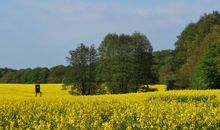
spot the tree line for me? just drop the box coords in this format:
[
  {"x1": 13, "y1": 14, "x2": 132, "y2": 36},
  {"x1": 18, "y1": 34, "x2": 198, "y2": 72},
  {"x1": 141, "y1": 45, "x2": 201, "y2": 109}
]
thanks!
[
  {"x1": 1, "y1": 11, "x2": 220, "y2": 94},
  {"x1": 154, "y1": 11, "x2": 220, "y2": 90},
  {"x1": 0, "y1": 65, "x2": 69, "y2": 83},
  {"x1": 65, "y1": 32, "x2": 157, "y2": 94}
]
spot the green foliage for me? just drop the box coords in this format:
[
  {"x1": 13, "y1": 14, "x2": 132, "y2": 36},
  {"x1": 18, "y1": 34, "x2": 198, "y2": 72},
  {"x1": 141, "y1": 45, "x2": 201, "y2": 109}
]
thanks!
[
  {"x1": 66, "y1": 43, "x2": 98, "y2": 95},
  {"x1": 97, "y1": 32, "x2": 155, "y2": 93},
  {"x1": 95, "y1": 83, "x2": 111, "y2": 94},
  {"x1": 192, "y1": 42, "x2": 220, "y2": 89},
  {"x1": 0, "y1": 67, "x2": 68, "y2": 84},
  {"x1": 48, "y1": 65, "x2": 67, "y2": 83},
  {"x1": 172, "y1": 11, "x2": 220, "y2": 88},
  {"x1": 0, "y1": 68, "x2": 16, "y2": 79},
  {"x1": 153, "y1": 50, "x2": 174, "y2": 83},
  {"x1": 0, "y1": 71, "x2": 17, "y2": 83}
]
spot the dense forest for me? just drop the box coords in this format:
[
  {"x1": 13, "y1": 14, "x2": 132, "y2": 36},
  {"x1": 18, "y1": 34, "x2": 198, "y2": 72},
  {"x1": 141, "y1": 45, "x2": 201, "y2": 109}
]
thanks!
[{"x1": 1, "y1": 11, "x2": 220, "y2": 94}]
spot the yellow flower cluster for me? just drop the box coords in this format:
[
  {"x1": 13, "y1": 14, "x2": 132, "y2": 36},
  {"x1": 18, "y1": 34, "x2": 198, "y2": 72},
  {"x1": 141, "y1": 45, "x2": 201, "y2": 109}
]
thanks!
[{"x1": 0, "y1": 84, "x2": 220, "y2": 129}]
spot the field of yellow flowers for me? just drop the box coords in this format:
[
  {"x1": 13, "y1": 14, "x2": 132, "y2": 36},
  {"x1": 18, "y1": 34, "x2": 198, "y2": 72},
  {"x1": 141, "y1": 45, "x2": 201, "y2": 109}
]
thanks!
[{"x1": 0, "y1": 84, "x2": 220, "y2": 129}]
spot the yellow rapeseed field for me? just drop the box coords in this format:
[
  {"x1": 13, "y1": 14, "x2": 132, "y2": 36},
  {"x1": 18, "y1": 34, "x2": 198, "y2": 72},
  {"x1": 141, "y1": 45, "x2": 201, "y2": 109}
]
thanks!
[
  {"x1": 0, "y1": 84, "x2": 70, "y2": 98},
  {"x1": 148, "y1": 84, "x2": 167, "y2": 91},
  {"x1": 0, "y1": 84, "x2": 220, "y2": 129}
]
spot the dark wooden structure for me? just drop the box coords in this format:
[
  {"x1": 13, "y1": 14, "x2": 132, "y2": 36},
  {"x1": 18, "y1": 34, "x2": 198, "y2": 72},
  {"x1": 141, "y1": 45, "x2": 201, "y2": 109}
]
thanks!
[{"x1": 35, "y1": 84, "x2": 41, "y2": 97}]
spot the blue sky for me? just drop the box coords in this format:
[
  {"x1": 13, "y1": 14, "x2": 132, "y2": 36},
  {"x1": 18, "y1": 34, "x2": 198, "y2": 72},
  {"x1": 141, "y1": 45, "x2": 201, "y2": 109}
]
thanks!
[{"x1": 0, "y1": 0, "x2": 219, "y2": 69}]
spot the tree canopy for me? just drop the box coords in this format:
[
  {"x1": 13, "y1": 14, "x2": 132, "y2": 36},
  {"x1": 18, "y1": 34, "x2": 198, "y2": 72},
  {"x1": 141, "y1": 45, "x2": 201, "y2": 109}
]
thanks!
[
  {"x1": 170, "y1": 11, "x2": 220, "y2": 88},
  {"x1": 192, "y1": 42, "x2": 220, "y2": 89},
  {"x1": 97, "y1": 32, "x2": 155, "y2": 93},
  {"x1": 66, "y1": 43, "x2": 98, "y2": 95}
]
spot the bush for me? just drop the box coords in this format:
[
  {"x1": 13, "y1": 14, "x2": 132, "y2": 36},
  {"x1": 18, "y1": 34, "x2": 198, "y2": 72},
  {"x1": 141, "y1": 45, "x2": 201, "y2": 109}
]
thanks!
[
  {"x1": 166, "y1": 80, "x2": 177, "y2": 90},
  {"x1": 96, "y1": 83, "x2": 111, "y2": 94},
  {"x1": 138, "y1": 85, "x2": 157, "y2": 92}
]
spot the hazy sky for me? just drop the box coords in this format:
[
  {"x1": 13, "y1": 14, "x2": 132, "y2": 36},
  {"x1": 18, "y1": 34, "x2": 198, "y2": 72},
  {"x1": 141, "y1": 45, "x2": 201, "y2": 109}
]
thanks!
[{"x1": 0, "y1": 0, "x2": 219, "y2": 69}]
